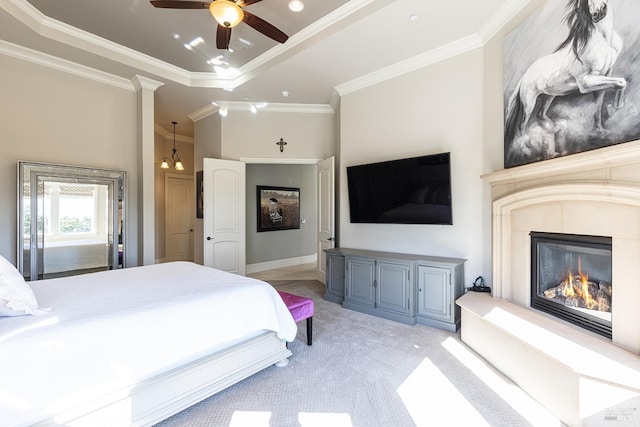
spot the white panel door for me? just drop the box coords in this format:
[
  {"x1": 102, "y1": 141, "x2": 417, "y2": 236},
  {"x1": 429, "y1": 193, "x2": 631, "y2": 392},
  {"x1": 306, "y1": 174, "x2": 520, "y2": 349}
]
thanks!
[
  {"x1": 317, "y1": 157, "x2": 335, "y2": 283},
  {"x1": 165, "y1": 175, "x2": 194, "y2": 262},
  {"x1": 203, "y1": 158, "x2": 246, "y2": 275}
]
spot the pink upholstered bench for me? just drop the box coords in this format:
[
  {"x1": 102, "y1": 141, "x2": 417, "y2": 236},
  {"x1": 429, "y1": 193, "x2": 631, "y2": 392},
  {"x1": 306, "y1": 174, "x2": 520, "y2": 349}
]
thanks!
[{"x1": 277, "y1": 290, "x2": 314, "y2": 345}]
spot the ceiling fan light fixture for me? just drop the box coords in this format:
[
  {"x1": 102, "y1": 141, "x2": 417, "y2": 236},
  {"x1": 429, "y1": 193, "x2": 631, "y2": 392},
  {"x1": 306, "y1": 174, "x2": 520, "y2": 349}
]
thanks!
[{"x1": 209, "y1": 0, "x2": 244, "y2": 28}]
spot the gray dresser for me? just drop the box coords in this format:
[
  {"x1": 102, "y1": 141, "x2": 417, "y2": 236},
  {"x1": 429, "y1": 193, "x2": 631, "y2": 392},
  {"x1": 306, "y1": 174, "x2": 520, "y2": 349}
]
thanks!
[{"x1": 324, "y1": 248, "x2": 465, "y2": 331}]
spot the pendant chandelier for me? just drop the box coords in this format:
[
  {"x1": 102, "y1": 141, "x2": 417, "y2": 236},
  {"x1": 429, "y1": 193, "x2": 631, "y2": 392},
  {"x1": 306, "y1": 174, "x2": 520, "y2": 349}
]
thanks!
[{"x1": 160, "y1": 121, "x2": 184, "y2": 171}]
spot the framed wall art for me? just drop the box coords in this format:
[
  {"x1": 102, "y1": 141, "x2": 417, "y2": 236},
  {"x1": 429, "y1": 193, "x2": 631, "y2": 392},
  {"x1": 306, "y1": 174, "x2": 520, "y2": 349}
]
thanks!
[
  {"x1": 256, "y1": 186, "x2": 300, "y2": 232},
  {"x1": 503, "y1": 0, "x2": 640, "y2": 168}
]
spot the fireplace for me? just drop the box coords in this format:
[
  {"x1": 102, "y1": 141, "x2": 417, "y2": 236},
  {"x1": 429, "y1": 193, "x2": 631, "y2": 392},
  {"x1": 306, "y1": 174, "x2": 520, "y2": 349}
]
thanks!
[
  {"x1": 530, "y1": 232, "x2": 612, "y2": 338},
  {"x1": 458, "y1": 141, "x2": 640, "y2": 426}
]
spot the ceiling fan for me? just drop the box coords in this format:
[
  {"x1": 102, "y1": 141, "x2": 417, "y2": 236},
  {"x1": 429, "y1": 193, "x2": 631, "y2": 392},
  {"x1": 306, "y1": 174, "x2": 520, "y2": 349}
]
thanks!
[{"x1": 150, "y1": 0, "x2": 289, "y2": 50}]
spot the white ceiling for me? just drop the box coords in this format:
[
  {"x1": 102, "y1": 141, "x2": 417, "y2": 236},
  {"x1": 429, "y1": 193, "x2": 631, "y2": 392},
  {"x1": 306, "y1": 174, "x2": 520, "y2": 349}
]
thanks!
[{"x1": 0, "y1": 0, "x2": 531, "y2": 137}]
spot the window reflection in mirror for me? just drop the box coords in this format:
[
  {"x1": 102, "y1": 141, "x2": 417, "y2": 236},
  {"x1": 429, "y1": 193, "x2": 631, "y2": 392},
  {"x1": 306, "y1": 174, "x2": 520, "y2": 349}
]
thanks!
[{"x1": 18, "y1": 162, "x2": 126, "y2": 280}]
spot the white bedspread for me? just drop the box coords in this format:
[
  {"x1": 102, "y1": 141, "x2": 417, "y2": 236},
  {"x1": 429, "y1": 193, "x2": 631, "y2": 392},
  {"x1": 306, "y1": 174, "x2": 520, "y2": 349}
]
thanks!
[{"x1": 0, "y1": 262, "x2": 297, "y2": 426}]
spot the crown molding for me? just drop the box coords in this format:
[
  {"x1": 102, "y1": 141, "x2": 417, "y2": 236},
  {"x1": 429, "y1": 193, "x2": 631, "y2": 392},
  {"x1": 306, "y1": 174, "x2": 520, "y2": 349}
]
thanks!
[
  {"x1": 1, "y1": 0, "x2": 195, "y2": 85},
  {"x1": 214, "y1": 101, "x2": 333, "y2": 114},
  {"x1": 0, "y1": 40, "x2": 135, "y2": 91},
  {"x1": 257, "y1": 103, "x2": 334, "y2": 114},
  {"x1": 188, "y1": 104, "x2": 218, "y2": 123},
  {"x1": 334, "y1": 0, "x2": 535, "y2": 97},
  {"x1": 335, "y1": 34, "x2": 483, "y2": 96},
  {"x1": 1, "y1": 0, "x2": 384, "y2": 89},
  {"x1": 131, "y1": 75, "x2": 164, "y2": 92},
  {"x1": 188, "y1": 102, "x2": 333, "y2": 123},
  {"x1": 2, "y1": 0, "x2": 535, "y2": 97},
  {"x1": 154, "y1": 123, "x2": 194, "y2": 144}
]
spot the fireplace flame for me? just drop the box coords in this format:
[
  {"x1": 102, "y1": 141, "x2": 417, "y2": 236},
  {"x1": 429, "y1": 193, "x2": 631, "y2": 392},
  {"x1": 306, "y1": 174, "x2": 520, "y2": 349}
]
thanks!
[
  {"x1": 562, "y1": 273, "x2": 576, "y2": 298},
  {"x1": 559, "y1": 257, "x2": 597, "y2": 309}
]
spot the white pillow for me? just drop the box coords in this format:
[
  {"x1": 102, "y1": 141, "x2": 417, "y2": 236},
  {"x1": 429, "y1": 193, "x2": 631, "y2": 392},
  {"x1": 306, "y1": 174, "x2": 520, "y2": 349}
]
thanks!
[{"x1": 0, "y1": 255, "x2": 45, "y2": 317}]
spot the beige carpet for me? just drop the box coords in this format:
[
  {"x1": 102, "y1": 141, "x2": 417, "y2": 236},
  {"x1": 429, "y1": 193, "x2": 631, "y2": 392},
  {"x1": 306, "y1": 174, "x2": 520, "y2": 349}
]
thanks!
[{"x1": 155, "y1": 280, "x2": 561, "y2": 427}]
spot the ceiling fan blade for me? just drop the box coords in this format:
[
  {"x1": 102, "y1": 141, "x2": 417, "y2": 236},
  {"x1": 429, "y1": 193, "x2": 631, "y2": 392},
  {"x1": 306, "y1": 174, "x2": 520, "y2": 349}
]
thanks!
[
  {"x1": 241, "y1": 0, "x2": 263, "y2": 6},
  {"x1": 243, "y1": 11, "x2": 288, "y2": 44},
  {"x1": 216, "y1": 24, "x2": 232, "y2": 50},
  {"x1": 150, "y1": 1, "x2": 210, "y2": 9}
]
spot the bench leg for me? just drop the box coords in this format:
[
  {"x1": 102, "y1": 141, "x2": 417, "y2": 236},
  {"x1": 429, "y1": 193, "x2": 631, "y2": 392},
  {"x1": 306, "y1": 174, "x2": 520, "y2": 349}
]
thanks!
[{"x1": 306, "y1": 317, "x2": 313, "y2": 346}]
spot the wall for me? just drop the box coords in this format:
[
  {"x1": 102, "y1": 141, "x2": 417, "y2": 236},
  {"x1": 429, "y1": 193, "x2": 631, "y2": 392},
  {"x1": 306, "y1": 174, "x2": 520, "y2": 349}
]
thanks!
[
  {"x1": 221, "y1": 111, "x2": 335, "y2": 161},
  {"x1": 245, "y1": 163, "x2": 317, "y2": 264},
  {"x1": 340, "y1": 49, "x2": 486, "y2": 283},
  {"x1": 0, "y1": 54, "x2": 139, "y2": 266}
]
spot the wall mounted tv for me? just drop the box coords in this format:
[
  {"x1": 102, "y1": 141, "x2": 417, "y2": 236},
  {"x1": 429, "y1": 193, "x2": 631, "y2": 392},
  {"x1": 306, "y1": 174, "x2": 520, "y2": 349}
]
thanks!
[{"x1": 347, "y1": 152, "x2": 452, "y2": 225}]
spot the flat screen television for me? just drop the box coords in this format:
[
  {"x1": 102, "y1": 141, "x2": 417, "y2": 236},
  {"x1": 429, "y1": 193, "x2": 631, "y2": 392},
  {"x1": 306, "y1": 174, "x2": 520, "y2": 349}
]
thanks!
[{"x1": 346, "y1": 152, "x2": 452, "y2": 225}]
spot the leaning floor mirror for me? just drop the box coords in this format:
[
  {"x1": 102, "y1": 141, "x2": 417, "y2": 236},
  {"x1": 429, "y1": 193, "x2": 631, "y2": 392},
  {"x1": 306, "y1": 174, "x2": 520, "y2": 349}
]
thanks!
[{"x1": 18, "y1": 161, "x2": 126, "y2": 281}]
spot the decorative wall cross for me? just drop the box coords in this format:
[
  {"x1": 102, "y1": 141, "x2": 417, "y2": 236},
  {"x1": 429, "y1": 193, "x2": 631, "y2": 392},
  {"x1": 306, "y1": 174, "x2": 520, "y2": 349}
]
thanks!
[{"x1": 276, "y1": 138, "x2": 287, "y2": 152}]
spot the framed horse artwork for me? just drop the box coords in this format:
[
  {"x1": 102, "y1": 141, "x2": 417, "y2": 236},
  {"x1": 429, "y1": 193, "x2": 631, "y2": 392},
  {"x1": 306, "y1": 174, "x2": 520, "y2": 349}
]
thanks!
[{"x1": 503, "y1": 0, "x2": 640, "y2": 168}]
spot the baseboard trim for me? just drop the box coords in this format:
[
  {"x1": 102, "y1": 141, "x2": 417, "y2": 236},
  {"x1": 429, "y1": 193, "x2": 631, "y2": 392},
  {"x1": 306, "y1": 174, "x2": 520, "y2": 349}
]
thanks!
[{"x1": 246, "y1": 255, "x2": 317, "y2": 274}]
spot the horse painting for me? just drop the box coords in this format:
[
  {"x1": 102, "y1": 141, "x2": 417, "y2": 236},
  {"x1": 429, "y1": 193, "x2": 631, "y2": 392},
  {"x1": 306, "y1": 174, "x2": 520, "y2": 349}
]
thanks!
[{"x1": 504, "y1": 0, "x2": 628, "y2": 167}]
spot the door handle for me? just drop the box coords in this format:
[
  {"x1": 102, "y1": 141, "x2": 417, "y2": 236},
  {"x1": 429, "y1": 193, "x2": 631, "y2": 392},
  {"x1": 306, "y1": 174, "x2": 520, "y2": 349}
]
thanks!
[
  {"x1": 206, "y1": 236, "x2": 212, "y2": 241},
  {"x1": 327, "y1": 237, "x2": 335, "y2": 241}
]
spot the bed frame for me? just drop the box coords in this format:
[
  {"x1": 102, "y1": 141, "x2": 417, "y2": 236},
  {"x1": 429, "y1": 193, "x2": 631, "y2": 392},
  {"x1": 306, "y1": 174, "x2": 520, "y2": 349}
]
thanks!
[{"x1": 36, "y1": 332, "x2": 291, "y2": 426}]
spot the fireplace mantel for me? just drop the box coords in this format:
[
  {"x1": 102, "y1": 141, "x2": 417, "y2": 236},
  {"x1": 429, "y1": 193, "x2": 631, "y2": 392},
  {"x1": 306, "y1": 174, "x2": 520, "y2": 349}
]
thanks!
[
  {"x1": 482, "y1": 140, "x2": 640, "y2": 352},
  {"x1": 482, "y1": 139, "x2": 640, "y2": 188}
]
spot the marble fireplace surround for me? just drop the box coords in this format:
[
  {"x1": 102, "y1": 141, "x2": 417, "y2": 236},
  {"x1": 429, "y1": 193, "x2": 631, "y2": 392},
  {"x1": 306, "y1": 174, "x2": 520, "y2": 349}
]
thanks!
[{"x1": 457, "y1": 140, "x2": 640, "y2": 426}]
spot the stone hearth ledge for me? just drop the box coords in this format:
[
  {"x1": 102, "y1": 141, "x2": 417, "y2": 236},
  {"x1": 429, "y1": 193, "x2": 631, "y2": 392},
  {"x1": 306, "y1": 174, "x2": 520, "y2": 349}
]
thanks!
[{"x1": 457, "y1": 291, "x2": 640, "y2": 426}]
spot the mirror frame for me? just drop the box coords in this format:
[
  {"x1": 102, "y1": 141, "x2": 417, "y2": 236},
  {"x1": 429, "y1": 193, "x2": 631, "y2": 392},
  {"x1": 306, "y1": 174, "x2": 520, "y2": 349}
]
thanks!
[{"x1": 17, "y1": 161, "x2": 126, "y2": 280}]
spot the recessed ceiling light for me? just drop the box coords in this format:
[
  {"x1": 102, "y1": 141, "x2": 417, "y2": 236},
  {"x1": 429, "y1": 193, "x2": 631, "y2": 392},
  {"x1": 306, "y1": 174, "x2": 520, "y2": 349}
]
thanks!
[
  {"x1": 409, "y1": 14, "x2": 418, "y2": 22},
  {"x1": 288, "y1": 0, "x2": 304, "y2": 12},
  {"x1": 173, "y1": 33, "x2": 180, "y2": 39},
  {"x1": 281, "y1": 90, "x2": 289, "y2": 97}
]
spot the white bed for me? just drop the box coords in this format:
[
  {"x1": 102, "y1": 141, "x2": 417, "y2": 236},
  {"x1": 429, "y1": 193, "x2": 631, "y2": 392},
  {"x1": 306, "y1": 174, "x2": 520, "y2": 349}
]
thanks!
[{"x1": 0, "y1": 261, "x2": 297, "y2": 426}]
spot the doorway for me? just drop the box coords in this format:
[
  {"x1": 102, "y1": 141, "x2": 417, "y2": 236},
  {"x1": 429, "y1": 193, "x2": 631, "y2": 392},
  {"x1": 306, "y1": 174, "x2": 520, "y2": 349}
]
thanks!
[
  {"x1": 165, "y1": 174, "x2": 194, "y2": 262},
  {"x1": 201, "y1": 157, "x2": 335, "y2": 277}
]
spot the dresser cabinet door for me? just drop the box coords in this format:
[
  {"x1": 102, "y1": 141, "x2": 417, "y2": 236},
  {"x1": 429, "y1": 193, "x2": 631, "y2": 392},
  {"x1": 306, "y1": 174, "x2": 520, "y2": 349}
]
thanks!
[
  {"x1": 376, "y1": 261, "x2": 412, "y2": 315},
  {"x1": 417, "y1": 265, "x2": 451, "y2": 322},
  {"x1": 345, "y1": 257, "x2": 376, "y2": 307},
  {"x1": 325, "y1": 252, "x2": 345, "y2": 303}
]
